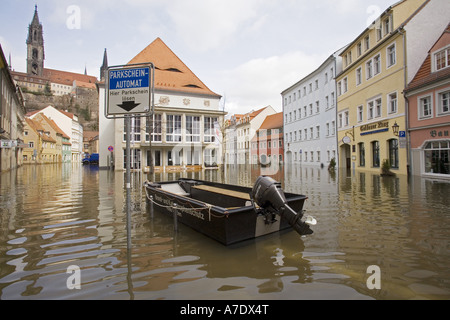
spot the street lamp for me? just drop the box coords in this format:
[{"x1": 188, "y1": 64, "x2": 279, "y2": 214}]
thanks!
[{"x1": 392, "y1": 121, "x2": 400, "y2": 136}]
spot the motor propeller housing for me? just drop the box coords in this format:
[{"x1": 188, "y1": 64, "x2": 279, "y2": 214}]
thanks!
[{"x1": 250, "y1": 176, "x2": 314, "y2": 236}]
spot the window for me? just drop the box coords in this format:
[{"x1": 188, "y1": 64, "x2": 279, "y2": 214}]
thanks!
[
  {"x1": 389, "y1": 139, "x2": 399, "y2": 169},
  {"x1": 186, "y1": 116, "x2": 201, "y2": 142},
  {"x1": 387, "y1": 43, "x2": 396, "y2": 67},
  {"x1": 166, "y1": 115, "x2": 182, "y2": 142},
  {"x1": 124, "y1": 117, "x2": 141, "y2": 143},
  {"x1": 366, "y1": 59, "x2": 373, "y2": 79},
  {"x1": 424, "y1": 141, "x2": 450, "y2": 175},
  {"x1": 438, "y1": 90, "x2": 450, "y2": 115},
  {"x1": 419, "y1": 96, "x2": 433, "y2": 119},
  {"x1": 204, "y1": 117, "x2": 217, "y2": 143},
  {"x1": 124, "y1": 149, "x2": 141, "y2": 170},
  {"x1": 372, "y1": 141, "x2": 380, "y2": 168},
  {"x1": 364, "y1": 36, "x2": 370, "y2": 51},
  {"x1": 357, "y1": 43, "x2": 362, "y2": 56},
  {"x1": 204, "y1": 148, "x2": 217, "y2": 166},
  {"x1": 359, "y1": 142, "x2": 365, "y2": 167},
  {"x1": 344, "y1": 111, "x2": 349, "y2": 127},
  {"x1": 316, "y1": 125, "x2": 320, "y2": 139},
  {"x1": 146, "y1": 114, "x2": 162, "y2": 142},
  {"x1": 434, "y1": 47, "x2": 450, "y2": 71},
  {"x1": 374, "y1": 54, "x2": 381, "y2": 75},
  {"x1": 358, "y1": 105, "x2": 363, "y2": 122},
  {"x1": 384, "y1": 17, "x2": 391, "y2": 35},
  {"x1": 388, "y1": 92, "x2": 398, "y2": 114},
  {"x1": 316, "y1": 101, "x2": 320, "y2": 113},
  {"x1": 356, "y1": 67, "x2": 362, "y2": 86},
  {"x1": 377, "y1": 27, "x2": 383, "y2": 41},
  {"x1": 368, "y1": 101, "x2": 374, "y2": 119},
  {"x1": 368, "y1": 97, "x2": 382, "y2": 119},
  {"x1": 375, "y1": 98, "x2": 382, "y2": 118}
]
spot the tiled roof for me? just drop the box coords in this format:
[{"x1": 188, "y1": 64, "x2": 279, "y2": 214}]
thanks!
[
  {"x1": 127, "y1": 38, "x2": 221, "y2": 98},
  {"x1": 43, "y1": 68, "x2": 97, "y2": 87},
  {"x1": 25, "y1": 117, "x2": 56, "y2": 143},
  {"x1": 406, "y1": 23, "x2": 450, "y2": 92},
  {"x1": 260, "y1": 112, "x2": 283, "y2": 130}
]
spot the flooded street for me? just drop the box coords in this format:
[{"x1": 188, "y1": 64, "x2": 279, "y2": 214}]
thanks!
[{"x1": 0, "y1": 164, "x2": 449, "y2": 300}]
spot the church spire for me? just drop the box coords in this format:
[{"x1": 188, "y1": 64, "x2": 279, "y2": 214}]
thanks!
[
  {"x1": 27, "y1": 5, "x2": 45, "y2": 75},
  {"x1": 100, "y1": 48, "x2": 108, "y2": 81}
]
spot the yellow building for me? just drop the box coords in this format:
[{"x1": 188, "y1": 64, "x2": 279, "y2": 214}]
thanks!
[
  {"x1": 23, "y1": 117, "x2": 57, "y2": 164},
  {"x1": 336, "y1": 0, "x2": 449, "y2": 176}
]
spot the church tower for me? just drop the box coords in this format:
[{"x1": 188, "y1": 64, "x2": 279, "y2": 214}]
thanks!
[
  {"x1": 100, "y1": 48, "x2": 108, "y2": 81},
  {"x1": 27, "y1": 5, "x2": 45, "y2": 76}
]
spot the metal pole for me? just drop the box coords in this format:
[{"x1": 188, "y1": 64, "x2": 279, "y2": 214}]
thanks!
[
  {"x1": 173, "y1": 203, "x2": 178, "y2": 232},
  {"x1": 125, "y1": 115, "x2": 132, "y2": 249}
]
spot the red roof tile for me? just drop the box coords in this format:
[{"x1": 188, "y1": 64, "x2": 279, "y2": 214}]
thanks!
[{"x1": 128, "y1": 38, "x2": 221, "y2": 98}]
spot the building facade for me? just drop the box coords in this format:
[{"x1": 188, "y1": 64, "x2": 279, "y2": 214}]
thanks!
[
  {"x1": 28, "y1": 106, "x2": 83, "y2": 163},
  {"x1": 251, "y1": 112, "x2": 284, "y2": 166},
  {"x1": 0, "y1": 45, "x2": 27, "y2": 172},
  {"x1": 405, "y1": 23, "x2": 450, "y2": 179},
  {"x1": 232, "y1": 106, "x2": 276, "y2": 165},
  {"x1": 336, "y1": 0, "x2": 449, "y2": 176},
  {"x1": 98, "y1": 38, "x2": 225, "y2": 171},
  {"x1": 23, "y1": 117, "x2": 58, "y2": 164},
  {"x1": 282, "y1": 50, "x2": 343, "y2": 168}
]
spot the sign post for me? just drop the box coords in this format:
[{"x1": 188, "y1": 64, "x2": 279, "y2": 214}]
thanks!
[{"x1": 105, "y1": 63, "x2": 154, "y2": 253}]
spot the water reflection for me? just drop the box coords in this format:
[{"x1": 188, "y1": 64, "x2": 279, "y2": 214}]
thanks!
[{"x1": 0, "y1": 164, "x2": 449, "y2": 300}]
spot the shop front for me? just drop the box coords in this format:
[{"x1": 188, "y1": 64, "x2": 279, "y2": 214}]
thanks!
[{"x1": 410, "y1": 126, "x2": 450, "y2": 179}]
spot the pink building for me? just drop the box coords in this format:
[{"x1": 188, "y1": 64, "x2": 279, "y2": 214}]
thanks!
[
  {"x1": 405, "y1": 23, "x2": 450, "y2": 178},
  {"x1": 251, "y1": 112, "x2": 284, "y2": 166}
]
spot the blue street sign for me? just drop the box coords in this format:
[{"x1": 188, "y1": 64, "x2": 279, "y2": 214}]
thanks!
[
  {"x1": 399, "y1": 131, "x2": 406, "y2": 138},
  {"x1": 107, "y1": 65, "x2": 152, "y2": 116}
]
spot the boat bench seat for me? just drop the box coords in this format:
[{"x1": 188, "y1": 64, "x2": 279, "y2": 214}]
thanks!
[
  {"x1": 161, "y1": 183, "x2": 190, "y2": 196},
  {"x1": 192, "y1": 184, "x2": 251, "y2": 201}
]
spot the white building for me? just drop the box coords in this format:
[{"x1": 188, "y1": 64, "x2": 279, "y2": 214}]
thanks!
[
  {"x1": 282, "y1": 49, "x2": 344, "y2": 168},
  {"x1": 28, "y1": 105, "x2": 83, "y2": 163},
  {"x1": 226, "y1": 106, "x2": 276, "y2": 165},
  {"x1": 98, "y1": 38, "x2": 225, "y2": 171}
]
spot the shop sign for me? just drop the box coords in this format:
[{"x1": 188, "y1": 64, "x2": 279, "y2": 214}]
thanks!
[
  {"x1": 430, "y1": 130, "x2": 449, "y2": 138},
  {"x1": 0, "y1": 140, "x2": 12, "y2": 149}
]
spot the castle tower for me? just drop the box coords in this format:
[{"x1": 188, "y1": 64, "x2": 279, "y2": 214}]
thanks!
[{"x1": 26, "y1": 5, "x2": 45, "y2": 76}]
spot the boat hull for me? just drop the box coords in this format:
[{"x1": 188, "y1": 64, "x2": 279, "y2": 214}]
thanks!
[{"x1": 144, "y1": 179, "x2": 308, "y2": 245}]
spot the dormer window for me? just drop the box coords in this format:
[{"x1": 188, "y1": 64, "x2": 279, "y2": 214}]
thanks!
[
  {"x1": 384, "y1": 16, "x2": 391, "y2": 36},
  {"x1": 434, "y1": 46, "x2": 450, "y2": 71}
]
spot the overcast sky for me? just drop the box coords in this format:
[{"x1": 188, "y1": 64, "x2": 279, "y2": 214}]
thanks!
[{"x1": 0, "y1": 0, "x2": 395, "y2": 115}]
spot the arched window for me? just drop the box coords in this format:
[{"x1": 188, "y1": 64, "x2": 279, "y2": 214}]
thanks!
[
  {"x1": 388, "y1": 139, "x2": 399, "y2": 169},
  {"x1": 371, "y1": 141, "x2": 380, "y2": 168}
]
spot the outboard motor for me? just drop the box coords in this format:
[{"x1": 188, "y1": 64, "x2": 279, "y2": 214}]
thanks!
[{"x1": 250, "y1": 176, "x2": 315, "y2": 236}]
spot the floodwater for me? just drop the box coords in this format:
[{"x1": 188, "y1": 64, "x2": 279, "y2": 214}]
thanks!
[{"x1": 0, "y1": 164, "x2": 449, "y2": 300}]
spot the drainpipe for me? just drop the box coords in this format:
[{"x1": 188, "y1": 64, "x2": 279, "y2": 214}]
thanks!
[{"x1": 400, "y1": 27, "x2": 411, "y2": 177}]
